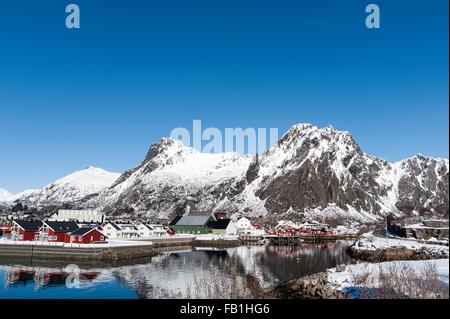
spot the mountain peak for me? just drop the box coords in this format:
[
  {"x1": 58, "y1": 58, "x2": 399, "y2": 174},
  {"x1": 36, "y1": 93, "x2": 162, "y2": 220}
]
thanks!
[
  {"x1": 144, "y1": 137, "x2": 195, "y2": 163},
  {"x1": 17, "y1": 167, "x2": 121, "y2": 205}
]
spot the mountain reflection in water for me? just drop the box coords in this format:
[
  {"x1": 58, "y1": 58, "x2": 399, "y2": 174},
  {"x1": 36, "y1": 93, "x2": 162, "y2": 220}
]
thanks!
[{"x1": 0, "y1": 241, "x2": 352, "y2": 299}]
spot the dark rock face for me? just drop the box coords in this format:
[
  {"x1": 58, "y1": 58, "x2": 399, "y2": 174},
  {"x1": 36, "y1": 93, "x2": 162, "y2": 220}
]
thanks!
[
  {"x1": 395, "y1": 155, "x2": 449, "y2": 216},
  {"x1": 224, "y1": 125, "x2": 449, "y2": 221}
]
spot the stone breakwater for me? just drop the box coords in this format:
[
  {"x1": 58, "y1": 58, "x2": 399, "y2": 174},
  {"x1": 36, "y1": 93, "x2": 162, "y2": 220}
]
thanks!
[
  {"x1": 0, "y1": 236, "x2": 196, "y2": 261},
  {"x1": 0, "y1": 243, "x2": 157, "y2": 261},
  {"x1": 273, "y1": 272, "x2": 347, "y2": 299}
]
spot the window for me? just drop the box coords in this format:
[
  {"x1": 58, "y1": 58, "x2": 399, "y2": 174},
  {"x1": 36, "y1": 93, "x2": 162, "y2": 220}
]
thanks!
[
  {"x1": 100, "y1": 236, "x2": 104, "y2": 241},
  {"x1": 70, "y1": 236, "x2": 75, "y2": 242}
]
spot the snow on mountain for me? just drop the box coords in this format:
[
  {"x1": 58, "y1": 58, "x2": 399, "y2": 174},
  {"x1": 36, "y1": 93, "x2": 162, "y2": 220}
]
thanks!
[
  {"x1": 213, "y1": 124, "x2": 448, "y2": 222},
  {"x1": 84, "y1": 138, "x2": 253, "y2": 217},
  {"x1": 18, "y1": 167, "x2": 121, "y2": 206},
  {"x1": 0, "y1": 188, "x2": 15, "y2": 202},
  {"x1": 390, "y1": 154, "x2": 449, "y2": 215},
  {"x1": 11, "y1": 124, "x2": 449, "y2": 223}
]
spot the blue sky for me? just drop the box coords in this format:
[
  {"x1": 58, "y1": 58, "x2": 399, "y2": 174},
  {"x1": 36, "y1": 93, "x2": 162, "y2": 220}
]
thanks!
[{"x1": 0, "y1": 0, "x2": 448, "y2": 193}]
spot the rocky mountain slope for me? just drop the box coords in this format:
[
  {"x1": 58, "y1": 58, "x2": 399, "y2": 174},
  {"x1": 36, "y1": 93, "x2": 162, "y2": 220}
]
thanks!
[
  {"x1": 17, "y1": 167, "x2": 120, "y2": 206},
  {"x1": 83, "y1": 138, "x2": 252, "y2": 216},
  {"x1": 13, "y1": 124, "x2": 449, "y2": 223},
  {"x1": 215, "y1": 124, "x2": 449, "y2": 222}
]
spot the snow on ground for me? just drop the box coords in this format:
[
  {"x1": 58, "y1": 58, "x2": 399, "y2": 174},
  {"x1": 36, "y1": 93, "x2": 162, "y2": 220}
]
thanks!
[
  {"x1": 328, "y1": 259, "x2": 449, "y2": 291},
  {"x1": 354, "y1": 232, "x2": 449, "y2": 256},
  {"x1": 195, "y1": 234, "x2": 239, "y2": 241}
]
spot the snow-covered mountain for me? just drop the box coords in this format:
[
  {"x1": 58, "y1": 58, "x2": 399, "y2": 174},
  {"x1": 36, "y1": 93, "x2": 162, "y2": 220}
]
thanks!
[
  {"x1": 0, "y1": 188, "x2": 15, "y2": 202},
  {"x1": 214, "y1": 124, "x2": 449, "y2": 222},
  {"x1": 17, "y1": 167, "x2": 120, "y2": 206},
  {"x1": 83, "y1": 138, "x2": 252, "y2": 217},
  {"x1": 81, "y1": 124, "x2": 449, "y2": 222},
  {"x1": 11, "y1": 124, "x2": 449, "y2": 223}
]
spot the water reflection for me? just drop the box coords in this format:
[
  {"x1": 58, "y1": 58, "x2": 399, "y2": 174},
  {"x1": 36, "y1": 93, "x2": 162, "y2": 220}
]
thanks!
[
  {"x1": 0, "y1": 241, "x2": 353, "y2": 298},
  {"x1": 4, "y1": 266, "x2": 102, "y2": 290}
]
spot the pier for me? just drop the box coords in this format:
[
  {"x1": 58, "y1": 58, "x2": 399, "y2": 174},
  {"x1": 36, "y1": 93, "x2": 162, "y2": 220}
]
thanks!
[{"x1": 0, "y1": 235, "x2": 196, "y2": 261}]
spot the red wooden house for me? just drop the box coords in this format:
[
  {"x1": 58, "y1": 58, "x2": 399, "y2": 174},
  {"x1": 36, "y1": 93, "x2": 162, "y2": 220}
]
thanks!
[
  {"x1": 12, "y1": 220, "x2": 43, "y2": 241},
  {"x1": 65, "y1": 227, "x2": 107, "y2": 244},
  {"x1": 42, "y1": 221, "x2": 79, "y2": 242}
]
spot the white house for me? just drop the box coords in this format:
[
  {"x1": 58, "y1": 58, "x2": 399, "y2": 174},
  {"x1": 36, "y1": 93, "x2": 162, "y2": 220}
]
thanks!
[
  {"x1": 102, "y1": 222, "x2": 121, "y2": 238},
  {"x1": 235, "y1": 217, "x2": 253, "y2": 231},
  {"x1": 234, "y1": 217, "x2": 265, "y2": 236},
  {"x1": 224, "y1": 220, "x2": 238, "y2": 235},
  {"x1": 102, "y1": 222, "x2": 139, "y2": 239},
  {"x1": 137, "y1": 223, "x2": 167, "y2": 238}
]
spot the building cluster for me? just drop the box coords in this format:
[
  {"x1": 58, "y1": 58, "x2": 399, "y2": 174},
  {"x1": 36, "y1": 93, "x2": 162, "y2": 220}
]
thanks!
[
  {"x1": 11, "y1": 219, "x2": 106, "y2": 244},
  {"x1": 1, "y1": 207, "x2": 359, "y2": 245},
  {"x1": 168, "y1": 209, "x2": 265, "y2": 238},
  {"x1": 0, "y1": 209, "x2": 172, "y2": 244},
  {"x1": 266, "y1": 220, "x2": 335, "y2": 237}
]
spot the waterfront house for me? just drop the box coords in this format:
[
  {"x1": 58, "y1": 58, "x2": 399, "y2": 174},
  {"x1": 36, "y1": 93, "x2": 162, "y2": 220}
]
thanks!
[
  {"x1": 115, "y1": 222, "x2": 139, "y2": 238},
  {"x1": 236, "y1": 217, "x2": 253, "y2": 231},
  {"x1": 64, "y1": 227, "x2": 107, "y2": 244},
  {"x1": 11, "y1": 220, "x2": 43, "y2": 241},
  {"x1": 170, "y1": 212, "x2": 216, "y2": 234},
  {"x1": 102, "y1": 222, "x2": 121, "y2": 238},
  {"x1": 102, "y1": 222, "x2": 139, "y2": 238},
  {"x1": 41, "y1": 221, "x2": 79, "y2": 242},
  {"x1": 137, "y1": 223, "x2": 167, "y2": 238}
]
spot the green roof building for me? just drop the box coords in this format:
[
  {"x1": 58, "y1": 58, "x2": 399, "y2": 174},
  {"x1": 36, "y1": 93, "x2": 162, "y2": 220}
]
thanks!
[{"x1": 170, "y1": 213, "x2": 216, "y2": 234}]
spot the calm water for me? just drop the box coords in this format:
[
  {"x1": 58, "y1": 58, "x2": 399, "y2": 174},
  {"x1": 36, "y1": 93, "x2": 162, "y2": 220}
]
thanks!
[{"x1": 0, "y1": 241, "x2": 352, "y2": 299}]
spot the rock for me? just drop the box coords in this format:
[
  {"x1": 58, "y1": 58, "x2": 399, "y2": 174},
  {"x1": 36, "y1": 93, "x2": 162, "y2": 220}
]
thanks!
[
  {"x1": 336, "y1": 264, "x2": 346, "y2": 272},
  {"x1": 272, "y1": 272, "x2": 345, "y2": 299}
]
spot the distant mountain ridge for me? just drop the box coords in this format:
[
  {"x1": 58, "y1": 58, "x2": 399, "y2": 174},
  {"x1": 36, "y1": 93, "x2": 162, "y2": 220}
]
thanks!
[
  {"x1": 0, "y1": 188, "x2": 14, "y2": 202},
  {"x1": 15, "y1": 167, "x2": 120, "y2": 206},
  {"x1": 14, "y1": 124, "x2": 449, "y2": 223}
]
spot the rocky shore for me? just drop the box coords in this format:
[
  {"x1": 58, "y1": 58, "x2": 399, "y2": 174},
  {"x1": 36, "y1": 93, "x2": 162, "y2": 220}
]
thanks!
[
  {"x1": 348, "y1": 245, "x2": 449, "y2": 262},
  {"x1": 272, "y1": 271, "x2": 347, "y2": 299}
]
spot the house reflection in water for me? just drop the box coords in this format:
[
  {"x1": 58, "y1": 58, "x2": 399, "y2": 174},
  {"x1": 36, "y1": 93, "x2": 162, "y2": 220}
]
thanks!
[{"x1": 4, "y1": 267, "x2": 101, "y2": 290}]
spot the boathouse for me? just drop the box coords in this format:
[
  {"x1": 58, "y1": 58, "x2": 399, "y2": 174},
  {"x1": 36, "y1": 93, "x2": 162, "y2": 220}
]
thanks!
[
  {"x1": 41, "y1": 221, "x2": 79, "y2": 242},
  {"x1": 12, "y1": 220, "x2": 43, "y2": 241},
  {"x1": 65, "y1": 227, "x2": 106, "y2": 244}
]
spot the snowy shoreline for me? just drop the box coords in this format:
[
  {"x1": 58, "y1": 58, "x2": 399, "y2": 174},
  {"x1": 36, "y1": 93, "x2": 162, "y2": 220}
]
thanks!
[
  {"x1": 327, "y1": 259, "x2": 449, "y2": 298},
  {"x1": 348, "y1": 232, "x2": 449, "y2": 261}
]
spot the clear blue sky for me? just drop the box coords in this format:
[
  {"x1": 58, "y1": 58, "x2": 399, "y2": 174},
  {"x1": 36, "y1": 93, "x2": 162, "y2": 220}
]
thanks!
[{"x1": 0, "y1": 0, "x2": 448, "y2": 193}]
